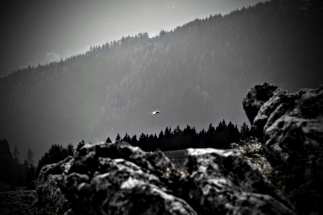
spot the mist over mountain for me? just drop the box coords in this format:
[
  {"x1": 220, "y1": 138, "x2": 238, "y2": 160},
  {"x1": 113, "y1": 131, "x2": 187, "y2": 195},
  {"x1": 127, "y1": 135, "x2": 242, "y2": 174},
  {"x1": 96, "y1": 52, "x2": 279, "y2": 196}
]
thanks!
[{"x1": 1, "y1": 0, "x2": 322, "y2": 163}]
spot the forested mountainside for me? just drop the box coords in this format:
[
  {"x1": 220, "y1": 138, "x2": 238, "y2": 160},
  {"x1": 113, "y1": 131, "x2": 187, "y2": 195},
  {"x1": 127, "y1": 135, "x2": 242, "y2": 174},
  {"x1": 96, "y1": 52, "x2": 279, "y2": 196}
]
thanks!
[{"x1": 1, "y1": 0, "x2": 322, "y2": 162}]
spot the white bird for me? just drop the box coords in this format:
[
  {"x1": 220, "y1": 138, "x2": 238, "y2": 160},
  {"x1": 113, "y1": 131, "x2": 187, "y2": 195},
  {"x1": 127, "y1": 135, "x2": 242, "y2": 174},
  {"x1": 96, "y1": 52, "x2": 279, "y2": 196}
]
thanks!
[{"x1": 151, "y1": 110, "x2": 160, "y2": 115}]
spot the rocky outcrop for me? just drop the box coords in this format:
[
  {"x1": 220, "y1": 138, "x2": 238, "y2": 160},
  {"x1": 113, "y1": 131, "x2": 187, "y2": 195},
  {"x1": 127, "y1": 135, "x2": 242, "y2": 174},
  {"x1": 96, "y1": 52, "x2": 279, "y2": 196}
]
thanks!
[
  {"x1": 180, "y1": 148, "x2": 296, "y2": 215},
  {"x1": 39, "y1": 141, "x2": 296, "y2": 215},
  {"x1": 242, "y1": 82, "x2": 279, "y2": 133},
  {"x1": 35, "y1": 156, "x2": 73, "y2": 213},
  {"x1": 243, "y1": 83, "x2": 323, "y2": 215},
  {"x1": 34, "y1": 83, "x2": 323, "y2": 214},
  {"x1": 58, "y1": 141, "x2": 196, "y2": 215},
  {"x1": 243, "y1": 83, "x2": 323, "y2": 168}
]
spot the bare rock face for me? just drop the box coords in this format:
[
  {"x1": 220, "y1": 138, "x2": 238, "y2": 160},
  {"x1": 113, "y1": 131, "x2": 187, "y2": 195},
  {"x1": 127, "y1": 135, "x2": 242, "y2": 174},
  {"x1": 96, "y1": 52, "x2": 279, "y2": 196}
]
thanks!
[
  {"x1": 242, "y1": 83, "x2": 279, "y2": 130},
  {"x1": 243, "y1": 83, "x2": 323, "y2": 168},
  {"x1": 243, "y1": 83, "x2": 323, "y2": 215},
  {"x1": 179, "y1": 148, "x2": 296, "y2": 215},
  {"x1": 46, "y1": 141, "x2": 296, "y2": 215},
  {"x1": 35, "y1": 83, "x2": 322, "y2": 215},
  {"x1": 58, "y1": 141, "x2": 196, "y2": 215},
  {"x1": 35, "y1": 156, "x2": 73, "y2": 213}
]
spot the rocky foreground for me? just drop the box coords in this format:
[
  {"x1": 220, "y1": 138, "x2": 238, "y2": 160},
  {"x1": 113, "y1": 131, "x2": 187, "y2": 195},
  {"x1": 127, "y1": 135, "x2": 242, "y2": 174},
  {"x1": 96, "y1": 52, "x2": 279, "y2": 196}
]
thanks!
[{"x1": 32, "y1": 83, "x2": 323, "y2": 215}]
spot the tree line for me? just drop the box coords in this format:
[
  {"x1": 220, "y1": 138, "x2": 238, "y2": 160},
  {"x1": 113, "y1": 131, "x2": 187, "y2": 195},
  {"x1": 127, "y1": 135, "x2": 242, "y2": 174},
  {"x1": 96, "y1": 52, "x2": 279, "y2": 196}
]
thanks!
[
  {"x1": 109, "y1": 120, "x2": 251, "y2": 151},
  {"x1": 37, "y1": 120, "x2": 251, "y2": 175},
  {"x1": 0, "y1": 120, "x2": 251, "y2": 190},
  {"x1": 0, "y1": 139, "x2": 36, "y2": 190}
]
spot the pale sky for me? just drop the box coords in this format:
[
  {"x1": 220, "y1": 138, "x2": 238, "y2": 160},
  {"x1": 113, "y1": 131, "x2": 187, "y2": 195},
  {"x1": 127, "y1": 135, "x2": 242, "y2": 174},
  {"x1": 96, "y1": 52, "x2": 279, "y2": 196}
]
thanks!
[{"x1": 0, "y1": 0, "x2": 268, "y2": 78}]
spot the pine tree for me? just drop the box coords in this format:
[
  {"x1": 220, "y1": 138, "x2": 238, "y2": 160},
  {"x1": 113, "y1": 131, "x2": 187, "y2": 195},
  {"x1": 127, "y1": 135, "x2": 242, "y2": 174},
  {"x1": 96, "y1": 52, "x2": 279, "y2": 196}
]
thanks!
[
  {"x1": 205, "y1": 123, "x2": 216, "y2": 148},
  {"x1": 13, "y1": 145, "x2": 20, "y2": 164},
  {"x1": 0, "y1": 139, "x2": 14, "y2": 184},
  {"x1": 77, "y1": 140, "x2": 85, "y2": 151},
  {"x1": 173, "y1": 125, "x2": 182, "y2": 135},
  {"x1": 227, "y1": 121, "x2": 240, "y2": 144},
  {"x1": 22, "y1": 159, "x2": 29, "y2": 184},
  {"x1": 164, "y1": 127, "x2": 172, "y2": 137},
  {"x1": 138, "y1": 133, "x2": 147, "y2": 149},
  {"x1": 67, "y1": 143, "x2": 75, "y2": 156},
  {"x1": 26, "y1": 164, "x2": 36, "y2": 189},
  {"x1": 207, "y1": 123, "x2": 216, "y2": 135},
  {"x1": 26, "y1": 147, "x2": 34, "y2": 166},
  {"x1": 116, "y1": 133, "x2": 121, "y2": 142},
  {"x1": 131, "y1": 135, "x2": 138, "y2": 146},
  {"x1": 240, "y1": 122, "x2": 250, "y2": 140},
  {"x1": 158, "y1": 130, "x2": 164, "y2": 140},
  {"x1": 123, "y1": 133, "x2": 131, "y2": 143}
]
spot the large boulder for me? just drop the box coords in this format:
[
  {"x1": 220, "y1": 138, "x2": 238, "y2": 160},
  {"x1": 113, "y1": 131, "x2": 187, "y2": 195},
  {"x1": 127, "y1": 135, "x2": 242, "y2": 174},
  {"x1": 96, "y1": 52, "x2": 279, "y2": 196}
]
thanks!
[
  {"x1": 243, "y1": 83, "x2": 323, "y2": 215},
  {"x1": 242, "y1": 82, "x2": 279, "y2": 130},
  {"x1": 35, "y1": 156, "x2": 73, "y2": 213},
  {"x1": 53, "y1": 141, "x2": 296, "y2": 215},
  {"x1": 58, "y1": 141, "x2": 196, "y2": 215},
  {"x1": 243, "y1": 83, "x2": 323, "y2": 168},
  {"x1": 179, "y1": 148, "x2": 296, "y2": 215}
]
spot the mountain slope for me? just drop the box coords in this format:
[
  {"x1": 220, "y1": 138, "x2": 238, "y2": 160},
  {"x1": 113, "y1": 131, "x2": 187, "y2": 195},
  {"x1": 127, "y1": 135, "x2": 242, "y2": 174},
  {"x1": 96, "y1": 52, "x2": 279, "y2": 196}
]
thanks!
[{"x1": 1, "y1": 0, "x2": 322, "y2": 162}]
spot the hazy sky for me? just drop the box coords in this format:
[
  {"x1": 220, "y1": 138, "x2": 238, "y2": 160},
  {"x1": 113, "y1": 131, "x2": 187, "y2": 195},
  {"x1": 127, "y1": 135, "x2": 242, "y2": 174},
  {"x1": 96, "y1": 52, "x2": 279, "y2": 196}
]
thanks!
[{"x1": 0, "y1": 0, "x2": 268, "y2": 78}]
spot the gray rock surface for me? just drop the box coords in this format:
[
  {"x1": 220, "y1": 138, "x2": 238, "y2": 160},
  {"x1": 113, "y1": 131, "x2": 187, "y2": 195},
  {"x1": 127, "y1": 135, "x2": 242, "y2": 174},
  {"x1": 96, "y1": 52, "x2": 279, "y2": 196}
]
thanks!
[
  {"x1": 58, "y1": 141, "x2": 196, "y2": 215},
  {"x1": 242, "y1": 82, "x2": 279, "y2": 131},
  {"x1": 180, "y1": 148, "x2": 296, "y2": 215},
  {"x1": 35, "y1": 156, "x2": 73, "y2": 213},
  {"x1": 49, "y1": 141, "x2": 296, "y2": 215},
  {"x1": 243, "y1": 83, "x2": 323, "y2": 215},
  {"x1": 35, "y1": 83, "x2": 323, "y2": 215},
  {"x1": 243, "y1": 83, "x2": 323, "y2": 168}
]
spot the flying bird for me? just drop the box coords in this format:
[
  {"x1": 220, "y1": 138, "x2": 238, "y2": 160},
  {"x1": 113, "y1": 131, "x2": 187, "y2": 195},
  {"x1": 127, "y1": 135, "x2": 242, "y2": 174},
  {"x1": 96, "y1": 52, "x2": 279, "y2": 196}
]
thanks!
[{"x1": 151, "y1": 109, "x2": 160, "y2": 115}]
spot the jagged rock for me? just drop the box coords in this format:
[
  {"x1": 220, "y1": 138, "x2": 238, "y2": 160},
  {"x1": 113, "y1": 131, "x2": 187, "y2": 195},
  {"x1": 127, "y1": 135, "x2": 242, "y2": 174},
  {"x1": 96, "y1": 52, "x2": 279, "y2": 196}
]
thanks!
[
  {"x1": 35, "y1": 156, "x2": 73, "y2": 213},
  {"x1": 242, "y1": 82, "x2": 279, "y2": 128},
  {"x1": 58, "y1": 141, "x2": 196, "y2": 215},
  {"x1": 35, "y1": 83, "x2": 322, "y2": 215},
  {"x1": 178, "y1": 148, "x2": 296, "y2": 215},
  {"x1": 53, "y1": 141, "x2": 297, "y2": 215},
  {"x1": 243, "y1": 83, "x2": 323, "y2": 215},
  {"x1": 243, "y1": 83, "x2": 323, "y2": 168}
]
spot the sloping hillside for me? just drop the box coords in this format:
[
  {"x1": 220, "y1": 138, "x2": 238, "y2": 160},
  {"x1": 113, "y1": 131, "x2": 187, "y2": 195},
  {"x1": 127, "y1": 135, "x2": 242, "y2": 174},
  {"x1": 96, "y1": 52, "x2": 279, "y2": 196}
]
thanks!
[{"x1": 0, "y1": 0, "x2": 322, "y2": 161}]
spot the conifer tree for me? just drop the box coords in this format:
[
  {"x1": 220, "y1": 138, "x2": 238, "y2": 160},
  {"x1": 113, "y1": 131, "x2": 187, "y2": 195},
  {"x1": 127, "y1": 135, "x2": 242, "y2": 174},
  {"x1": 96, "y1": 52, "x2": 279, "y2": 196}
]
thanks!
[
  {"x1": 164, "y1": 127, "x2": 171, "y2": 137},
  {"x1": 13, "y1": 145, "x2": 20, "y2": 164},
  {"x1": 123, "y1": 133, "x2": 131, "y2": 143},
  {"x1": 67, "y1": 143, "x2": 75, "y2": 156},
  {"x1": 26, "y1": 147, "x2": 34, "y2": 166},
  {"x1": 158, "y1": 130, "x2": 164, "y2": 139},
  {"x1": 240, "y1": 122, "x2": 250, "y2": 140},
  {"x1": 131, "y1": 134, "x2": 138, "y2": 146},
  {"x1": 77, "y1": 140, "x2": 86, "y2": 151},
  {"x1": 116, "y1": 133, "x2": 121, "y2": 142}
]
